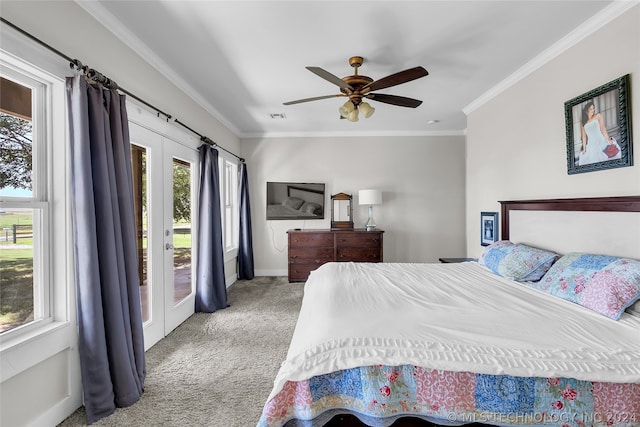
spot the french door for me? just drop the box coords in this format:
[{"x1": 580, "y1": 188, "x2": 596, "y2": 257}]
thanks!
[{"x1": 129, "y1": 122, "x2": 199, "y2": 350}]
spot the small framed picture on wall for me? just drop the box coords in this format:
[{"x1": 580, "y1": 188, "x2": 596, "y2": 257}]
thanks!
[{"x1": 480, "y1": 212, "x2": 498, "y2": 246}]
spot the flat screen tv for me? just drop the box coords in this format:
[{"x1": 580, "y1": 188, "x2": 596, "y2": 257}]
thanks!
[{"x1": 266, "y1": 182, "x2": 325, "y2": 220}]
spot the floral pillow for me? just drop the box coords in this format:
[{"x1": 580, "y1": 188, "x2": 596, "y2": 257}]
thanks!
[
  {"x1": 533, "y1": 253, "x2": 640, "y2": 320},
  {"x1": 479, "y1": 240, "x2": 558, "y2": 282},
  {"x1": 478, "y1": 240, "x2": 512, "y2": 268}
]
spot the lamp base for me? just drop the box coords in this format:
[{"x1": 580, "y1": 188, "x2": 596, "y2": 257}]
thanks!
[{"x1": 365, "y1": 206, "x2": 377, "y2": 231}]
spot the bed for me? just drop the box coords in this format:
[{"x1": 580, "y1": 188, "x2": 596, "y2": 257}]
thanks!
[{"x1": 257, "y1": 196, "x2": 640, "y2": 427}]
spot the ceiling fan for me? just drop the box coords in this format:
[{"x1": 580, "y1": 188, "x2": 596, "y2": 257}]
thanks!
[{"x1": 283, "y1": 56, "x2": 428, "y2": 122}]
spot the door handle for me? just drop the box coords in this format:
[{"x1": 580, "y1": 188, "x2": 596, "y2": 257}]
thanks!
[{"x1": 166, "y1": 243, "x2": 174, "y2": 250}]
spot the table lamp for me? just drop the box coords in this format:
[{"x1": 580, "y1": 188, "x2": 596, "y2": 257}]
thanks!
[{"x1": 358, "y1": 189, "x2": 382, "y2": 231}]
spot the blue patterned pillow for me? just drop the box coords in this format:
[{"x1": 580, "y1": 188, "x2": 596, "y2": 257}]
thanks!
[
  {"x1": 479, "y1": 241, "x2": 558, "y2": 282},
  {"x1": 478, "y1": 240, "x2": 515, "y2": 273},
  {"x1": 533, "y1": 253, "x2": 640, "y2": 320}
]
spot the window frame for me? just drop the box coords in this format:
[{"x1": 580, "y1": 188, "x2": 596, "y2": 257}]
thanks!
[
  {"x1": 218, "y1": 152, "x2": 238, "y2": 261},
  {"x1": 0, "y1": 50, "x2": 69, "y2": 350}
]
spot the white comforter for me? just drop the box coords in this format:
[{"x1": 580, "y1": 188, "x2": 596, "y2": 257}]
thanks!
[{"x1": 268, "y1": 261, "x2": 640, "y2": 401}]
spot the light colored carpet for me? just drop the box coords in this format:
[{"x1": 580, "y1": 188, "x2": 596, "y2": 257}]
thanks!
[{"x1": 59, "y1": 276, "x2": 303, "y2": 427}]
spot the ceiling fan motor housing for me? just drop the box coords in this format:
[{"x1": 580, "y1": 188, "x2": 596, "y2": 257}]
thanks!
[{"x1": 341, "y1": 75, "x2": 373, "y2": 105}]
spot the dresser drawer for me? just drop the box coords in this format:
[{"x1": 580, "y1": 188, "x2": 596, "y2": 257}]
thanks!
[
  {"x1": 288, "y1": 247, "x2": 334, "y2": 263},
  {"x1": 335, "y1": 233, "x2": 382, "y2": 248},
  {"x1": 289, "y1": 232, "x2": 334, "y2": 247},
  {"x1": 288, "y1": 263, "x2": 323, "y2": 282},
  {"x1": 337, "y1": 247, "x2": 382, "y2": 262}
]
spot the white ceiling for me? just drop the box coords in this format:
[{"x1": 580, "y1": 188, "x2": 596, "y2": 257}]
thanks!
[{"x1": 78, "y1": 0, "x2": 621, "y2": 138}]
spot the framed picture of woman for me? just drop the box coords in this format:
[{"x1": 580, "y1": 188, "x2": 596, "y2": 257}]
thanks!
[
  {"x1": 480, "y1": 212, "x2": 498, "y2": 246},
  {"x1": 564, "y1": 74, "x2": 633, "y2": 175}
]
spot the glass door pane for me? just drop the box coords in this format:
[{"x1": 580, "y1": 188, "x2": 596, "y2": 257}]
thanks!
[
  {"x1": 171, "y1": 158, "x2": 192, "y2": 305},
  {"x1": 131, "y1": 144, "x2": 149, "y2": 322},
  {"x1": 163, "y1": 146, "x2": 197, "y2": 336},
  {"x1": 129, "y1": 122, "x2": 164, "y2": 350}
]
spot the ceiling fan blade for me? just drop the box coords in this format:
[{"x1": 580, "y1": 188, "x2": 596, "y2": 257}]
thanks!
[
  {"x1": 306, "y1": 66, "x2": 354, "y2": 91},
  {"x1": 361, "y1": 66, "x2": 428, "y2": 93},
  {"x1": 283, "y1": 94, "x2": 344, "y2": 105},
  {"x1": 367, "y1": 93, "x2": 423, "y2": 108}
]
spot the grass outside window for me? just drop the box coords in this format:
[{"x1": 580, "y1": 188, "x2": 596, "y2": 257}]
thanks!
[{"x1": 0, "y1": 211, "x2": 34, "y2": 333}]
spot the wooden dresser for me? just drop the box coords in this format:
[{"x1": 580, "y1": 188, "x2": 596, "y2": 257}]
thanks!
[{"x1": 287, "y1": 229, "x2": 384, "y2": 282}]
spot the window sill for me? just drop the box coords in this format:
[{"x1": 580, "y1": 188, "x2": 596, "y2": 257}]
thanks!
[
  {"x1": 1, "y1": 320, "x2": 73, "y2": 382},
  {"x1": 0, "y1": 319, "x2": 67, "y2": 352}
]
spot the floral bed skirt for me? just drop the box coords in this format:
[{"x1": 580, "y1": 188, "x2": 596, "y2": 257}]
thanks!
[{"x1": 257, "y1": 365, "x2": 640, "y2": 427}]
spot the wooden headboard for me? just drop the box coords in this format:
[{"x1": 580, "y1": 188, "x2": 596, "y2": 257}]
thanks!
[
  {"x1": 500, "y1": 196, "x2": 640, "y2": 240},
  {"x1": 499, "y1": 196, "x2": 640, "y2": 258}
]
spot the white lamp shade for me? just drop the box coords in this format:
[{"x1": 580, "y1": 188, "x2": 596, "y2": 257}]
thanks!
[{"x1": 359, "y1": 189, "x2": 382, "y2": 205}]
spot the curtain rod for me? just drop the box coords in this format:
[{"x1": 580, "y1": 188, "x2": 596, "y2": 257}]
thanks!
[
  {"x1": 174, "y1": 119, "x2": 245, "y2": 162},
  {"x1": 0, "y1": 17, "x2": 244, "y2": 163}
]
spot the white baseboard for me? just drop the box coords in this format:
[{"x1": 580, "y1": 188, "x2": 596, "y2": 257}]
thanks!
[{"x1": 255, "y1": 269, "x2": 287, "y2": 277}]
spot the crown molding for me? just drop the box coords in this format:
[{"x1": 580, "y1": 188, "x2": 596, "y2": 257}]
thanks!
[
  {"x1": 463, "y1": 1, "x2": 638, "y2": 116},
  {"x1": 240, "y1": 129, "x2": 467, "y2": 139},
  {"x1": 75, "y1": 0, "x2": 241, "y2": 137}
]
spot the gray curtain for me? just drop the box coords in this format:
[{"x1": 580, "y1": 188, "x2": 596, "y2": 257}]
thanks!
[
  {"x1": 237, "y1": 162, "x2": 254, "y2": 279},
  {"x1": 195, "y1": 144, "x2": 228, "y2": 312},
  {"x1": 66, "y1": 75, "x2": 145, "y2": 424}
]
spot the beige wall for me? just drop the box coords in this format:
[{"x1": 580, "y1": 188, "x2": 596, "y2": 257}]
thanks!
[
  {"x1": 241, "y1": 135, "x2": 467, "y2": 274},
  {"x1": 466, "y1": 5, "x2": 640, "y2": 259}
]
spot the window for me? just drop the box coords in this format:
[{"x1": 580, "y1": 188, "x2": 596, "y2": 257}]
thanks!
[
  {"x1": 219, "y1": 155, "x2": 238, "y2": 256},
  {"x1": 0, "y1": 54, "x2": 65, "y2": 338}
]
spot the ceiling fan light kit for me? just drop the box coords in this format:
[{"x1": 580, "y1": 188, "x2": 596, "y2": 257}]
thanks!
[
  {"x1": 284, "y1": 56, "x2": 428, "y2": 122},
  {"x1": 359, "y1": 101, "x2": 375, "y2": 118},
  {"x1": 339, "y1": 100, "x2": 355, "y2": 118}
]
